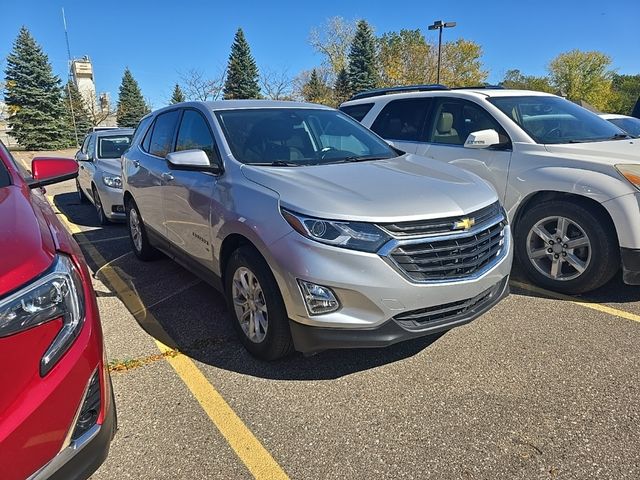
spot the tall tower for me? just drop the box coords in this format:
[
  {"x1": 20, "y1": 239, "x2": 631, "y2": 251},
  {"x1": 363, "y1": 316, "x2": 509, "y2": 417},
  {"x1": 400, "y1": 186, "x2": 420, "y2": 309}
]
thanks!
[{"x1": 71, "y1": 56, "x2": 97, "y2": 110}]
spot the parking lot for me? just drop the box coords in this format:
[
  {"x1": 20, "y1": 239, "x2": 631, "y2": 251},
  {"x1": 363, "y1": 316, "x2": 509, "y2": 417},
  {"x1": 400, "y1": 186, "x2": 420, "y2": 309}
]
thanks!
[{"x1": 19, "y1": 152, "x2": 640, "y2": 479}]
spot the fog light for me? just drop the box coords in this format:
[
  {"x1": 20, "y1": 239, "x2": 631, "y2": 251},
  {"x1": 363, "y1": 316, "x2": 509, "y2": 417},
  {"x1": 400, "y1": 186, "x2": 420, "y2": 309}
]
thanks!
[{"x1": 298, "y1": 280, "x2": 339, "y2": 315}]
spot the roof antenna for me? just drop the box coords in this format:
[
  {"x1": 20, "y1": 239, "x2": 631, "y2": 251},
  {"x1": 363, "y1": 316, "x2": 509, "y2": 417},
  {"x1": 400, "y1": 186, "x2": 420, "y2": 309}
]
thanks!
[{"x1": 62, "y1": 7, "x2": 80, "y2": 147}]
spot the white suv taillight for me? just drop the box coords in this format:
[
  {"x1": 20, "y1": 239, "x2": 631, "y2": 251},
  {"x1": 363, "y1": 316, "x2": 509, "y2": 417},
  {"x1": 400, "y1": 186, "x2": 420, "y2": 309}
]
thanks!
[{"x1": 0, "y1": 254, "x2": 85, "y2": 375}]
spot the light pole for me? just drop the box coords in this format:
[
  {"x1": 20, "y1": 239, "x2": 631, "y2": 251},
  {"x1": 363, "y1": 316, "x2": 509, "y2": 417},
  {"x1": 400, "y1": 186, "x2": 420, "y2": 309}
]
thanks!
[{"x1": 428, "y1": 20, "x2": 456, "y2": 84}]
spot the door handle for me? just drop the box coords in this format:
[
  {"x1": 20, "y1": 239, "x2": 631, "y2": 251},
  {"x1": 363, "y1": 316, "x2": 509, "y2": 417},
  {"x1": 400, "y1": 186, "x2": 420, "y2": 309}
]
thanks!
[
  {"x1": 161, "y1": 172, "x2": 174, "y2": 181},
  {"x1": 132, "y1": 160, "x2": 140, "y2": 168}
]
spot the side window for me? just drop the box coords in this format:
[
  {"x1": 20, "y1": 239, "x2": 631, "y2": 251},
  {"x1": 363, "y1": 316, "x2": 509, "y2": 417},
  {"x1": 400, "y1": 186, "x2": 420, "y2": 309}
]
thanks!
[
  {"x1": 132, "y1": 116, "x2": 153, "y2": 147},
  {"x1": 339, "y1": 103, "x2": 374, "y2": 122},
  {"x1": 80, "y1": 136, "x2": 90, "y2": 153},
  {"x1": 175, "y1": 110, "x2": 218, "y2": 162},
  {"x1": 370, "y1": 98, "x2": 433, "y2": 141},
  {"x1": 428, "y1": 99, "x2": 508, "y2": 146},
  {"x1": 87, "y1": 135, "x2": 96, "y2": 158},
  {"x1": 148, "y1": 110, "x2": 180, "y2": 158}
]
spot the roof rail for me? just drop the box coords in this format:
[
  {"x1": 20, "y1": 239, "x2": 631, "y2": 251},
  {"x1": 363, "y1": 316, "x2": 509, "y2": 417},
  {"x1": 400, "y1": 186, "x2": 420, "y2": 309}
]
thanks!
[
  {"x1": 349, "y1": 84, "x2": 448, "y2": 101},
  {"x1": 451, "y1": 85, "x2": 505, "y2": 90}
]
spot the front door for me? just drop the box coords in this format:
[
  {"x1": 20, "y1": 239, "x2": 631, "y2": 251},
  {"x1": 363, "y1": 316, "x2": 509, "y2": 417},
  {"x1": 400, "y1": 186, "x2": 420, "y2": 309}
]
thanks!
[
  {"x1": 417, "y1": 98, "x2": 513, "y2": 202},
  {"x1": 162, "y1": 108, "x2": 219, "y2": 269}
]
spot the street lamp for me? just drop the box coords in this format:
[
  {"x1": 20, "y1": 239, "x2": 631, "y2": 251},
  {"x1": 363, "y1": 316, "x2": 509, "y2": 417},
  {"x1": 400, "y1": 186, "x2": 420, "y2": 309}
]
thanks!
[{"x1": 428, "y1": 20, "x2": 456, "y2": 84}]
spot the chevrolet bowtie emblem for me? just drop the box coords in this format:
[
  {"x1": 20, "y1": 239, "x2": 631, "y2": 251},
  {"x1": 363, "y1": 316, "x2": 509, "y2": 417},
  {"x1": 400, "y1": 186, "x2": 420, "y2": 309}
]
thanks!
[{"x1": 454, "y1": 217, "x2": 476, "y2": 230}]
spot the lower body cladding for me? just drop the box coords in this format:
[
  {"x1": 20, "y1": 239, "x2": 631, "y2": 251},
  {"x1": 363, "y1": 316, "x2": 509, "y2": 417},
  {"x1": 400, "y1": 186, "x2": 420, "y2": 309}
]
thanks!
[{"x1": 268, "y1": 226, "x2": 513, "y2": 354}]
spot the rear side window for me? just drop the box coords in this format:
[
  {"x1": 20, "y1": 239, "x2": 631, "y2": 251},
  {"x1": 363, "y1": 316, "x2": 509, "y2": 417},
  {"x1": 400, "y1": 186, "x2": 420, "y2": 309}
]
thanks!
[
  {"x1": 370, "y1": 98, "x2": 433, "y2": 141},
  {"x1": 148, "y1": 110, "x2": 180, "y2": 158},
  {"x1": 175, "y1": 110, "x2": 219, "y2": 162},
  {"x1": 339, "y1": 103, "x2": 374, "y2": 122}
]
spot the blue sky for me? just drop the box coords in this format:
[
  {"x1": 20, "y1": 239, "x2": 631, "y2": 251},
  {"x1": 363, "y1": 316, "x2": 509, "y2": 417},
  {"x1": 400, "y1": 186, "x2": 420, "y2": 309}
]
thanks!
[{"x1": 2, "y1": 0, "x2": 638, "y2": 107}]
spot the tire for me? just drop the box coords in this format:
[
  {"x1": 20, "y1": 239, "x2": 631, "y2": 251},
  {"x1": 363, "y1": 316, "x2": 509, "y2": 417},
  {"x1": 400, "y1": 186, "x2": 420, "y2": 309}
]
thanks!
[
  {"x1": 125, "y1": 198, "x2": 161, "y2": 261},
  {"x1": 224, "y1": 246, "x2": 294, "y2": 360},
  {"x1": 92, "y1": 186, "x2": 110, "y2": 226},
  {"x1": 515, "y1": 200, "x2": 619, "y2": 294},
  {"x1": 77, "y1": 179, "x2": 89, "y2": 204}
]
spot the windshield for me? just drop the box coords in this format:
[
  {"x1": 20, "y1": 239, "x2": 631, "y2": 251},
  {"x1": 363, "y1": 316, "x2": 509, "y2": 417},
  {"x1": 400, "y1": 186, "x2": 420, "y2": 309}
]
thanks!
[
  {"x1": 489, "y1": 96, "x2": 625, "y2": 144},
  {"x1": 215, "y1": 108, "x2": 396, "y2": 166},
  {"x1": 98, "y1": 135, "x2": 132, "y2": 159},
  {"x1": 608, "y1": 117, "x2": 640, "y2": 138}
]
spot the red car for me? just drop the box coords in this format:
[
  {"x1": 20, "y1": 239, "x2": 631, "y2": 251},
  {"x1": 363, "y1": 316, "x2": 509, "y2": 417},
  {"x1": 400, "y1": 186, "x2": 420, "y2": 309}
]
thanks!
[{"x1": 0, "y1": 141, "x2": 116, "y2": 480}]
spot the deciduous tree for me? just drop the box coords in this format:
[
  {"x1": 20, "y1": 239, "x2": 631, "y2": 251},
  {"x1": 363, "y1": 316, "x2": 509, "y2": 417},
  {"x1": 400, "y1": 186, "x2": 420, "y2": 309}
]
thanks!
[
  {"x1": 309, "y1": 16, "x2": 356, "y2": 78},
  {"x1": 548, "y1": 50, "x2": 614, "y2": 111},
  {"x1": 302, "y1": 69, "x2": 332, "y2": 105},
  {"x1": 440, "y1": 39, "x2": 488, "y2": 87},
  {"x1": 378, "y1": 29, "x2": 432, "y2": 87},
  {"x1": 500, "y1": 69, "x2": 554, "y2": 93}
]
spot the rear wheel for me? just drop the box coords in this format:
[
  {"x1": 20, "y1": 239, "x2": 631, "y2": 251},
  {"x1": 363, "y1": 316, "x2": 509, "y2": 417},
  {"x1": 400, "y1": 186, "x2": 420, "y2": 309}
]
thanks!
[
  {"x1": 224, "y1": 246, "x2": 294, "y2": 360},
  {"x1": 125, "y1": 198, "x2": 161, "y2": 261},
  {"x1": 515, "y1": 200, "x2": 619, "y2": 294},
  {"x1": 92, "y1": 186, "x2": 110, "y2": 226}
]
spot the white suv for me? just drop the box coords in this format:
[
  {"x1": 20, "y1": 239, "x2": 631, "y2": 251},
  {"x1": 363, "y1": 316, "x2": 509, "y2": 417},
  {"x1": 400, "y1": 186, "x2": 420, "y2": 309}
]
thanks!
[{"x1": 341, "y1": 86, "x2": 640, "y2": 293}]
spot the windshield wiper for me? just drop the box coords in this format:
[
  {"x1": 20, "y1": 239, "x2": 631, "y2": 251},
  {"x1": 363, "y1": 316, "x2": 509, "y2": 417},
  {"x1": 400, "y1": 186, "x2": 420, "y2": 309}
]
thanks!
[
  {"x1": 331, "y1": 155, "x2": 392, "y2": 164},
  {"x1": 247, "y1": 160, "x2": 303, "y2": 167}
]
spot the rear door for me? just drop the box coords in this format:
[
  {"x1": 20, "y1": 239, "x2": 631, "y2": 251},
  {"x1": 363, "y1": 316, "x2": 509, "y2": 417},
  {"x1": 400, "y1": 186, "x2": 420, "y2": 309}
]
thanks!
[
  {"x1": 129, "y1": 110, "x2": 181, "y2": 239},
  {"x1": 418, "y1": 97, "x2": 513, "y2": 202},
  {"x1": 368, "y1": 97, "x2": 433, "y2": 153},
  {"x1": 162, "y1": 108, "x2": 220, "y2": 269}
]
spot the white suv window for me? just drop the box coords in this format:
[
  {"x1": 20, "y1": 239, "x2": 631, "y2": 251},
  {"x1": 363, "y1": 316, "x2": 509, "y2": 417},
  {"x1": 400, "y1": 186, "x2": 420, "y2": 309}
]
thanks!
[{"x1": 370, "y1": 98, "x2": 433, "y2": 142}]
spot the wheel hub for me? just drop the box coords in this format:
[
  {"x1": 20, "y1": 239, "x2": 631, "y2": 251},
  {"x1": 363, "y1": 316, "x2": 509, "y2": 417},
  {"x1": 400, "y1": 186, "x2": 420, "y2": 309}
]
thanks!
[{"x1": 231, "y1": 267, "x2": 268, "y2": 343}]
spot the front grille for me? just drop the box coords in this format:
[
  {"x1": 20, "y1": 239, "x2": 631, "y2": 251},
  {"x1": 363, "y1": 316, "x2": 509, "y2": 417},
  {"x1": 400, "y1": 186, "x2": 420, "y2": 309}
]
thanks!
[
  {"x1": 380, "y1": 201, "x2": 501, "y2": 237},
  {"x1": 71, "y1": 371, "x2": 101, "y2": 441},
  {"x1": 394, "y1": 279, "x2": 504, "y2": 330},
  {"x1": 388, "y1": 220, "x2": 506, "y2": 282}
]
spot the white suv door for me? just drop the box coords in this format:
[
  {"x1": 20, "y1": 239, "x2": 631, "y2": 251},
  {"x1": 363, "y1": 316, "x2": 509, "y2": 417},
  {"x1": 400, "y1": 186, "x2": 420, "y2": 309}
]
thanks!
[{"x1": 417, "y1": 97, "x2": 513, "y2": 202}]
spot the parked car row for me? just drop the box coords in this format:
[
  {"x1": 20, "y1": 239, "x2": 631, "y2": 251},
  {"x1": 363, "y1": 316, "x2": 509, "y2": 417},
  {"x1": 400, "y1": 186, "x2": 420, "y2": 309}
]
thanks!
[{"x1": 3, "y1": 85, "x2": 638, "y2": 479}]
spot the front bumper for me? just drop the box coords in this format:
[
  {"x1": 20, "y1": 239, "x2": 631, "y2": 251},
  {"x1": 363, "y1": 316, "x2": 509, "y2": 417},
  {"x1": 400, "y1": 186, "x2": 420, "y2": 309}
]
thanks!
[
  {"x1": 290, "y1": 276, "x2": 509, "y2": 354},
  {"x1": 96, "y1": 183, "x2": 125, "y2": 221},
  {"x1": 621, "y1": 247, "x2": 640, "y2": 285},
  {"x1": 29, "y1": 374, "x2": 117, "y2": 480}
]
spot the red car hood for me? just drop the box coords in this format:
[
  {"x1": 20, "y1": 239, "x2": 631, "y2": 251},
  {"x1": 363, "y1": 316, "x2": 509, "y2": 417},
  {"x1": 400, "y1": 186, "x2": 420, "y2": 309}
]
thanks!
[{"x1": 0, "y1": 186, "x2": 55, "y2": 296}]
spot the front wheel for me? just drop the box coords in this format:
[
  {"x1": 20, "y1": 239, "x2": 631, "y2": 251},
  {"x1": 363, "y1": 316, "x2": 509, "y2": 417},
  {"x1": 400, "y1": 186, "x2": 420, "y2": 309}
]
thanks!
[
  {"x1": 92, "y1": 186, "x2": 110, "y2": 226},
  {"x1": 224, "y1": 246, "x2": 294, "y2": 360},
  {"x1": 515, "y1": 200, "x2": 619, "y2": 294},
  {"x1": 77, "y1": 180, "x2": 89, "y2": 204}
]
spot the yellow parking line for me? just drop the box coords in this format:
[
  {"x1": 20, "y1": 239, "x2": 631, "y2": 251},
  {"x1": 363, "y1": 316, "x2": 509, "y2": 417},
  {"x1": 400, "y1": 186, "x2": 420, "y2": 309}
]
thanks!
[
  {"x1": 46, "y1": 195, "x2": 289, "y2": 480},
  {"x1": 510, "y1": 280, "x2": 640, "y2": 324}
]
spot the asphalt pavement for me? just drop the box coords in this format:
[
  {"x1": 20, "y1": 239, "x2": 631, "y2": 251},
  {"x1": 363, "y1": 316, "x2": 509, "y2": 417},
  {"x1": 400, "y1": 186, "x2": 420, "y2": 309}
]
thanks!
[{"x1": 24, "y1": 162, "x2": 640, "y2": 480}]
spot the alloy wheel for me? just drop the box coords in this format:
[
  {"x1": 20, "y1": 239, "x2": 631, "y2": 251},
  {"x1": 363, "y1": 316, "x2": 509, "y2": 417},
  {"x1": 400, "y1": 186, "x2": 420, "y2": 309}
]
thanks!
[
  {"x1": 231, "y1": 267, "x2": 268, "y2": 343},
  {"x1": 526, "y1": 215, "x2": 591, "y2": 281},
  {"x1": 129, "y1": 207, "x2": 143, "y2": 253}
]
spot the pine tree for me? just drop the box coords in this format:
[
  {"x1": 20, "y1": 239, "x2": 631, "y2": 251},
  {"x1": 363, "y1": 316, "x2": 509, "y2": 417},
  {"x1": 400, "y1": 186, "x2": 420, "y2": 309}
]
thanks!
[
  {"x1": 347, "y1": 20, "x2": 379, "y2": 95},
  {"x1": 116, "y1": 68, "x2": 149, "y2": 127},
  {"x1": 62, "y1": 80, "x2": 92, "y2": 145},
  {"x1": 223, "y1": 28, "x2": 261, "y2": 100},
  {"x1": 334, "y1": 67, "x2": 351, "y2": 105},
  {"x1": 302, "y1": 69, "x2": 331, "y2": 104},
  {"x1": 4, "y1": 27, "x2": 67, "y2": 149},
  {"x1": 170, "y1": 83, "x2": 185, "y2": 104}
]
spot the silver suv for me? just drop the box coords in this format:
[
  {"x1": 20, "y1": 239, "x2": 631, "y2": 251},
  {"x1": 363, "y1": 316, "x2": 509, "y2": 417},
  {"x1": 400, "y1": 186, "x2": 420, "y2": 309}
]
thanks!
[{"x1": 122, "y1": 101, "x2": 512, "y2": 359}]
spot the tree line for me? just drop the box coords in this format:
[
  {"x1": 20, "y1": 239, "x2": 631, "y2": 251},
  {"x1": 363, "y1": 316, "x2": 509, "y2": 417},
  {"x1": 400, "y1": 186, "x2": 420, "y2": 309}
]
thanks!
[{"x1": 3, "y1": 20, "x2": 639, "y2": 150}]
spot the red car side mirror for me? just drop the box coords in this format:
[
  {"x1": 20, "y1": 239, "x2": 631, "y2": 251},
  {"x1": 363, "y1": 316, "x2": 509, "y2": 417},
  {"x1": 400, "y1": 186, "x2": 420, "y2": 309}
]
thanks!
[{"x1": 29, "y1": 157, "x2": 78, "y2": 189}]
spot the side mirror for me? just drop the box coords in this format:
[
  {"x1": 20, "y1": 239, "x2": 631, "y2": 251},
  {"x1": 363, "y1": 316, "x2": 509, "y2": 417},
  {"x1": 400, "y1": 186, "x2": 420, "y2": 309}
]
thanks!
[
  {"x1": 76, "y1": 152, "x2": 90, "y2": 162},
  {"x1": 464, "y1": 129, "x2": 501, "y2": 149},
  {"x1": 29, "y1": 157, "x2": 78, "y2": 189},
  {"x1": 166, "y1": 149, "x2": 222, "y2": 174}
]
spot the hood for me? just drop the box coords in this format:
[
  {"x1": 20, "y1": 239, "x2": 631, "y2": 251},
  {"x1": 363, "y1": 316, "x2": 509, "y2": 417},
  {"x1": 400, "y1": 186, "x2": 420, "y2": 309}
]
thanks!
[
  {"x1": 0, "y1": 186, "x2": 56, "y2": 296},
  {"x1": 96, "y1": 158, "x2": 122, "y2": 176},
  {"x1": 545, "y1": 139, "x2": 640, "y2": 165},
  {"x1": 241, "y1": 154, "x2": 498, "y2": 222}
]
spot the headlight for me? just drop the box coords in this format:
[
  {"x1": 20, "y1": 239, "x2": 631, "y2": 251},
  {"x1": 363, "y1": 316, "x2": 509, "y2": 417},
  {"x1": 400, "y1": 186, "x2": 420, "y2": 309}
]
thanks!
[
  {"x1": 281, "y1": 208, "x2": 390, "y2": 252},
  {"x1": 615, "y1": 164, "x2": 640, "y2": 191},
  {"x1": 102, "y1": 175, "x2": 122, "y2": 189},
  {"x1": 0, "y1": 255, "x2": 85, "y2": 376}
]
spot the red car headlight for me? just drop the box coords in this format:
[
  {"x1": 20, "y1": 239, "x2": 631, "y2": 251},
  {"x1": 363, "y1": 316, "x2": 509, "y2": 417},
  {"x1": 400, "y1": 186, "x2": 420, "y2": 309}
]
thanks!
[{"x1": 0, "y1": 254, "x2": 85, "y2": 375}]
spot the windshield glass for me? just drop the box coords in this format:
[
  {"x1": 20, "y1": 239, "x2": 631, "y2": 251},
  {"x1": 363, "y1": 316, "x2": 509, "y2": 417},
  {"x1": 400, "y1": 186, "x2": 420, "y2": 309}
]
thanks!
[
  {"x1": 98, "y1": 135, "x2": 132, "y2": 159},
  {"x1": 215, "y1": 108, "x2": 396, "y2": 165},
  {"x1": 608, "y1": 117, "x2": 640, "y2": 137},
  {"x1": 489, "y1": 96, "x2": 625, "y2": 144}
]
